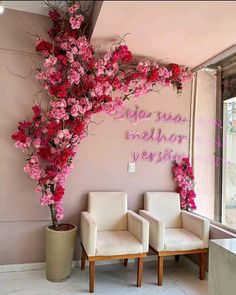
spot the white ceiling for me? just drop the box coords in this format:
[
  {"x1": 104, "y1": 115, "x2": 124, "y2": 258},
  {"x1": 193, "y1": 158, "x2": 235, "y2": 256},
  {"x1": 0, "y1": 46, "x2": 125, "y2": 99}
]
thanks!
[
  {"x1": 4, "y1": 1, "x2": 236, "y2": 68},
  {"x1": 92, "y1": 1, "x2": 236, "y2": 68}
]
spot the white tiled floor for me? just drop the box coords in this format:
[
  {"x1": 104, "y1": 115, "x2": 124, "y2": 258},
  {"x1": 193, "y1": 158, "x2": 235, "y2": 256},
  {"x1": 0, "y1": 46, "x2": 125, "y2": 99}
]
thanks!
[{"x1": 0, "y1": 260, "x2": 208, "y2": 295}]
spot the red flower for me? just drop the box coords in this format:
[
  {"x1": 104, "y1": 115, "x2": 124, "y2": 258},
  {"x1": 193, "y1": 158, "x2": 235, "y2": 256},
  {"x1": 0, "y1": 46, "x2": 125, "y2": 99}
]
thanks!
[
  {"x1": 182, "y1": 157, "x2": 190, "y2": 166},
  {"x1": 118, "y1": 45, "x2": 132, "y2": 63},
  {"x1": 19, "y1": 120, "x2": 32, "y2": 129},
  {"x1": 11, "y1": 129, "x2": 27, "y2": 143},
  {"x1": 113, "y1": 76, "x2": 122, "y2": 90},
  {"x1": 47, "y1": 121, "x2": 61, "y2": 136},
  {"x1": 45, "y1": 165, "x2": 57, "y2": 180},
  {"x1": 53, "y1": 184, "x2": 64, "y2": 202},
  {"x1": 57, "y1": 54, "x2": 68, "y2": 66},
  {"x1": 187, "y1": 190, "x2": 196, "y2": 199},
  {"x1": 69, "y1": 119, "x2": 86, "y2": 135},
  {"x1": 98, "y1": 95, "x2": 112, "y2": 102},
  {"x1": 58, "y1": 85, "x2": 67, "y2": 98},
  {"x1": 48, "y1": 85, "x2": 67, "y2": 98},
  {"x1": 36, "y1": 40, "x2": 53, "y2": 55},
  {"x1": 48, "y1": 10, "x2": 61, "y2": 22},
  {"x1": 38, "y1": 146, "x2": 51, "y2": 160},
  {"x1": 92, "y1": 102, "x2": 103, "y2": 113},
  {"x1": 68, "y1": 30, "x2": 78, "y2": 39},
  {"x1": 112, "y1": 45, "x2": 132, "y2": 63},
  {"x1": 148, "y1": 68, "x2": 159, "y2": 82},
  {"x1": 53, "y1": 149, "x2": 75, "y2": 166},
  {"x1": 171, "y1": 64, "x2": 181, "y2": 77},
  {"x1": 32, "y1": 105, "x2": 41, "y2": 118}
]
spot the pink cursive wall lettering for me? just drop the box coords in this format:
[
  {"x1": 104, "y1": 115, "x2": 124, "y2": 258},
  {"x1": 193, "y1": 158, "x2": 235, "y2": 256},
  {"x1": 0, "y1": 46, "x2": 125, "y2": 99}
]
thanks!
[
  {"x1": 112, "y1": 104, "x2": 189, "y2": 165},
  {"x1": 155, "y1": 111, "x2": 187, "y2": 124},
  {"x1": 112, "y1": 105, "x2": 187, "y2": 125},
  {"x1": 112, "y1": 105, "x2": 151, "y2": 124},
  {"x1": 125, "y1": 128, "x2": 187, "y2": 144},
  {"x1": 132, "y1": 149, "x2": 187, "y2": 164}
]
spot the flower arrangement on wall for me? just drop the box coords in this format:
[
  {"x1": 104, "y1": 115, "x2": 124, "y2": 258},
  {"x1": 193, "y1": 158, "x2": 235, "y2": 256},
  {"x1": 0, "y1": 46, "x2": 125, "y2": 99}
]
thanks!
[
  {"x1": 11, "y1": 1, "x2": 192, "y2": 229},
  {"x1": 172, "y1": 157, "x2": 197, "y2": 211}
]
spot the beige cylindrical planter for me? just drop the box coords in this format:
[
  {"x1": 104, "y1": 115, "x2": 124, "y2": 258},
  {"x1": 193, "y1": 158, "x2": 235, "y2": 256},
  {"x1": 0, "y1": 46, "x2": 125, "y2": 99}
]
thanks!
[{"x1": 46, "y1": 224, "x2": 77, "y2": 282}]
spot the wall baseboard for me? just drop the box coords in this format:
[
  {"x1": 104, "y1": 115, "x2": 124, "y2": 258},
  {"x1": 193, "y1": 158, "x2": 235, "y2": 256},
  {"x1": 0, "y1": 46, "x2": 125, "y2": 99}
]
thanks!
[
  {"x1": 0, "y1": 255, "x2": 158, "y2": 273},
  {"x1": 1, "y1": 255, "x2": 203, "y2": 277}
]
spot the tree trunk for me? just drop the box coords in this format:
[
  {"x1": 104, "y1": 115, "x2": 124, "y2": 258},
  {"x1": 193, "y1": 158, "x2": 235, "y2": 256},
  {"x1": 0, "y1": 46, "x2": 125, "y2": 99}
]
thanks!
[{"x1": 49, "y1": 204, "x2": 58, "y2": 230}]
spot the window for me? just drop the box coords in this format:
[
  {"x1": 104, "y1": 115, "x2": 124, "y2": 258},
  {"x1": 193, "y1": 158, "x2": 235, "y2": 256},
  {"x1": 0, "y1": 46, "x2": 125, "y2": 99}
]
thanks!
[
  {"x1": 221, "y1": 92, "x2": 236, "y2": 229},
  {"x1": 192, "y1": 61, "x2": 236, "y2": 232}
]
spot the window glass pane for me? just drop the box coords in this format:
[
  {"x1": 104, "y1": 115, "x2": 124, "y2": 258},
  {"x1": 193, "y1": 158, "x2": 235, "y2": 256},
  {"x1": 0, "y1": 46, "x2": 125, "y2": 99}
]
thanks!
[
  {"x1": 193, "y1": 70, "x2": 216, "y2": 220},
  {"x1": 193, "y1": 69, "x2": 236, "y2": 232},
  {"x1": 222, "y1": 98, "x2": 236, "y2": 229}
]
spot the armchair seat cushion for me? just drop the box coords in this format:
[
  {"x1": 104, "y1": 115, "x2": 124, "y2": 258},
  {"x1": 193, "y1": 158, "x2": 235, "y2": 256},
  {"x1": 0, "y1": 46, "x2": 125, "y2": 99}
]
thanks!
[
  {"x1": 164, "y1": 228, "x2": 204, "y2": 251},
  {"x1": 96, "y1": 231, "x2": 143, "y2": 256}
]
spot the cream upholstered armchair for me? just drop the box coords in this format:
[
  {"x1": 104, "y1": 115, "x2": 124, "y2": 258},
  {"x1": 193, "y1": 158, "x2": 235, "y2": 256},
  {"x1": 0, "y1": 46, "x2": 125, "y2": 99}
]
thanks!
[
  {"x1": 140, "y1": 192, "x2": 209, "y2": 286},
  {"x1": 80, "y1": 192, "x2": 149, "y2": 293}
]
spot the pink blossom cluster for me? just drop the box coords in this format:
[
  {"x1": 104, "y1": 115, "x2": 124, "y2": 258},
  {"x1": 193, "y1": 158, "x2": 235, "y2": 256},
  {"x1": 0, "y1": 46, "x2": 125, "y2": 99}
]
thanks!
[
  {"x1": 49, "y1": 99, "x2": 69, "y2": 121},
  {"x1": 23, "y1": 156, "x2": 42, "y2": 180},
  {"x1": 172, "y1": 157, "x2": 197, "y2": 211},
  {"x1": 69, "y1": 15, "x2": 84, "y2": 30},
  {"x1": 12, "y1": 2, "x2": 192, "y2": 225}
]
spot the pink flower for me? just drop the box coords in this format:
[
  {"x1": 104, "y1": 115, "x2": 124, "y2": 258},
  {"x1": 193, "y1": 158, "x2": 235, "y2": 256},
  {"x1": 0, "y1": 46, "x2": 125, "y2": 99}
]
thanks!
[
  {"x1": 54, "y1": 129, "x2": 72, "y2": 148},
  {"x1": 49, "y1": 99, "x2": 69, "y2": 121},
  {"x1": 136, "y1": 61, "x2": 150, "y2": 75},
  {"x1": 55, "y1": 201, "x2": 64, "y2": 220},
  {"x1": 68, "y1": 67, "x2": 84, "y2": 85},
  {"x1": 67, "y1": 97, "x2": 76, "y2": 105},
  {"x1": 68, "y1": 3, "x2": 80, "y2": 14},
  {"x1": 54, "y1": 165, "x2": 73, "y2": 185},
  {"x1": 71, "y1": 102, "x2": 82, "y2": 117},
  {"x1": 24, "y1": 156, "x2": 41, "y2": 180},
  {"x1": 40, "y1": 193, "x2": 54, "y2": 206},
  {"x1": 159, "y1": 66, "x2": 172, "y2": 78},
  {"x1": 33, "y1": 138, "x2": 41, "y2": 149},
  {"x1": 35, "y1": 71, "x2": 47, "y2": 81},
  {"x1": 15, "y1": 139, "x2": 31, "y2": 151},
  {"x1": 71, "y1": 47, "x2": 78, "y2": 55},
  {"x1": 44, "y1": 56, "x2": 57, "y2": 68},
  {"x1": 104, "y1": 50, "x2": 112, "y2": 63},
  {"x1": 173, "y1": 157, "x2": 197, "y2": 211},
  {"x1": 66, "y1": 52, "x2": 74, "y2": 63},
  {"x1": 60, "y1": 42, "x2": 71, "y2": 51},
  {"x1": 47, "y1": 68, "x2": 62, "y2": 84},
  {"x1": 103, "y1": 97, "x2": 124, "y2": 115},
  {"x1": 35, "y1": 185, "x2": 42, "y2": 194},
  {"x1": 69, "y1": 15, "x2": 84, "y2": 30}
]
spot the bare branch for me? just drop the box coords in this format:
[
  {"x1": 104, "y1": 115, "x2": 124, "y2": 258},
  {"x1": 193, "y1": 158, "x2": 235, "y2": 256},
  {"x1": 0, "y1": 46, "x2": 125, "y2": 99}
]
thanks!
[{"x1": 7, "y1": 67, "x2": 35, "y2": 79}]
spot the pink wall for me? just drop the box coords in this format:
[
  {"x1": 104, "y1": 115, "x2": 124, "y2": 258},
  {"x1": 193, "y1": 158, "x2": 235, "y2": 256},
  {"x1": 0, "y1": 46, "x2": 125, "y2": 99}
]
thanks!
[{"x1": 0, "y1": 9, "x2": 192, "y2": 264}]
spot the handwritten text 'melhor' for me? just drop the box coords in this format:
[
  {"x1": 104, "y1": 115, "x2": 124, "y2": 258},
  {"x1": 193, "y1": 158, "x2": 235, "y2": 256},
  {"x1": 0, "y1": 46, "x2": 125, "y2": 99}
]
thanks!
[{"x1": 125, "y1": 128, "x2": 187, "y2": 144}]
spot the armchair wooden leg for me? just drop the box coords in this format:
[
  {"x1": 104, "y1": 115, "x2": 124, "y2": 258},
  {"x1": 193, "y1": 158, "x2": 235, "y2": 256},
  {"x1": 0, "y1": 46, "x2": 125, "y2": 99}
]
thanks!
[
  {"x1": 175, "y1": 255, "x2": 180, "y2": 262},
  {"x1": 157, "y1": 255, "x2": 164, "y2": 286},
  {"x1": 137, "y1": 257, "x2": 143, "y2": 287},
  {"x1": 89, "y1": 261, "x2": 95, "y2": 293},
  {"x1": 124, "y1": 258, "x2": 128, "y2": 267},
  {"x1": 81, "y1": 247, "x2": 86, "y2": 270},
  {"x1": 199, "y1": 252, "x2": 205, "y2": 280}
]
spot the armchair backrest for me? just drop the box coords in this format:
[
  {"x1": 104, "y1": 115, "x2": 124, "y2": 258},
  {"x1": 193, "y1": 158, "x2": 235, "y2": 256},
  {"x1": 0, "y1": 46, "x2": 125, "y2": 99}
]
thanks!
[
  {"x1": 88, "y1": 192, "x2": 128, "y2": 231},
  {"x1": 144, "y1": 192, "x2": 181, "y2": 228}
]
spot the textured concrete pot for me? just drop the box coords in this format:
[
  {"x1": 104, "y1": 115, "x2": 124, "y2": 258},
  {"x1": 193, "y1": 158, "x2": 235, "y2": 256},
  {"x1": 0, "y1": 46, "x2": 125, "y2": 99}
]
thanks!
[{"x1": 45, "y1": 224, "x2": 77, "y2": 282}]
